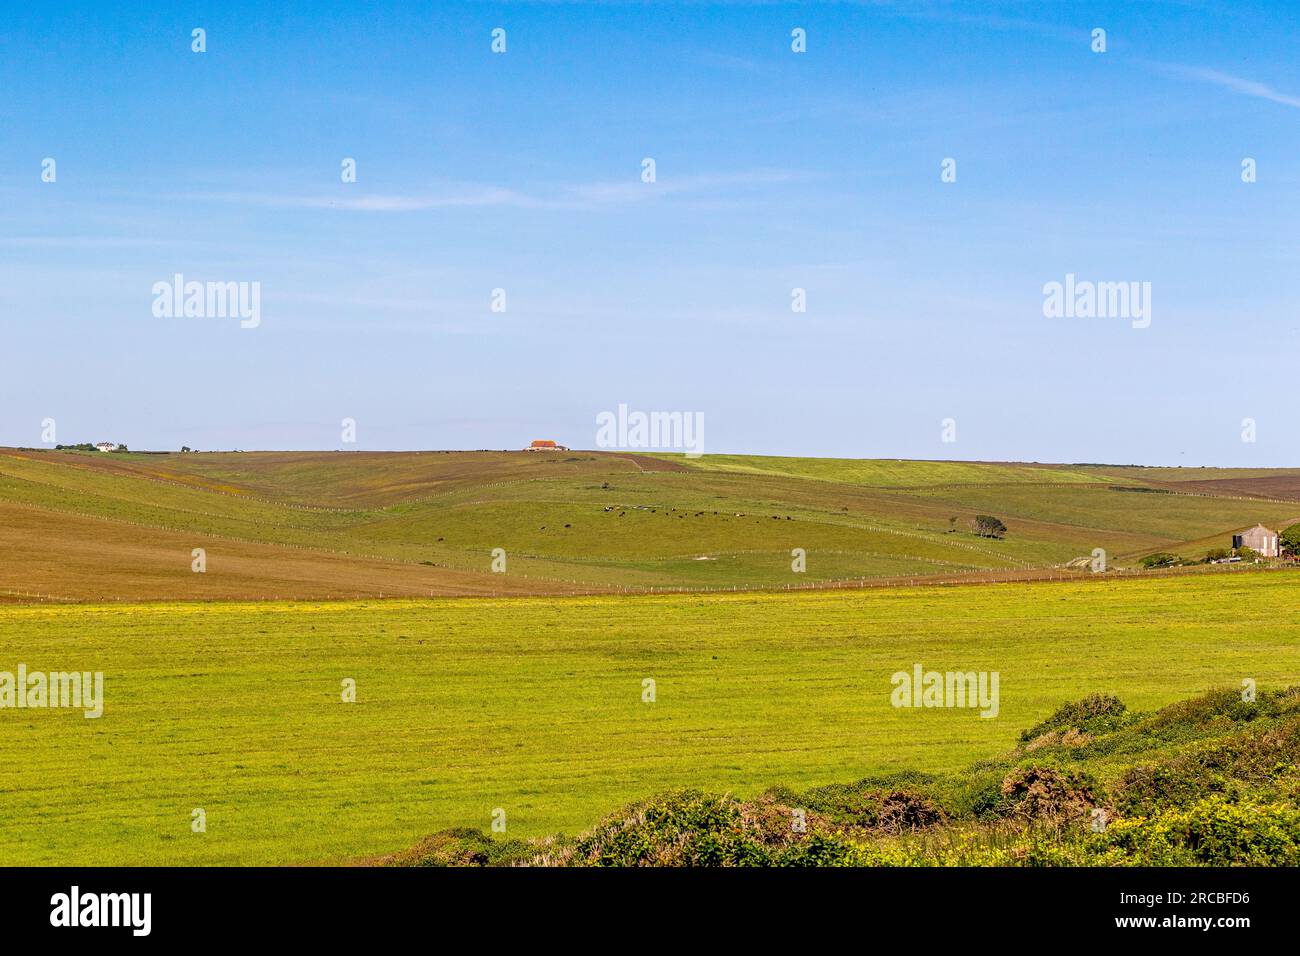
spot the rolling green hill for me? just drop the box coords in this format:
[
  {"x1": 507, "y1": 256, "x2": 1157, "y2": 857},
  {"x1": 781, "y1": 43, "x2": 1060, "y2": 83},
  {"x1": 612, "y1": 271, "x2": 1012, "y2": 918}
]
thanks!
[{"x1": 3, "y1": 447, "x2": 1298, "y2": 601}]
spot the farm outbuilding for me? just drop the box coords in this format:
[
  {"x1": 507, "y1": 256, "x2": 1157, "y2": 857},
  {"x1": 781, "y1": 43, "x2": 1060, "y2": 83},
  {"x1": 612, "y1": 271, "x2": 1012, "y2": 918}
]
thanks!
[{"x1": 1232, "y1": 524, "x2": 1279, "y2": 557}]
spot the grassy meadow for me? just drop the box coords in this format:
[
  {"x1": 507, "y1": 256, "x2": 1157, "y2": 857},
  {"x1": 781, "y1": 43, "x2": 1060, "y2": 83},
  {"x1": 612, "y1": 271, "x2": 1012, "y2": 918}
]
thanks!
[
  {"x1": 3, "y1": 447, "x2": 1300, "y2": 865},
  {"x1": 1, "y1": 572, "x2": 1296, "y2": 866},
  {"x1": 4, "y1": 447, "x2": 1300, "y2": 600}
]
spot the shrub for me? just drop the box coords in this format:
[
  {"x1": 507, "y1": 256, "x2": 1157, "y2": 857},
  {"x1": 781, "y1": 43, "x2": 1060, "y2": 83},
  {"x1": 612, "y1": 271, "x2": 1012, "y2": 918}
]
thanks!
[
  {"x1": 868, "y1": 790, "x2": 946, "y2": 833},
  {"x1": 1115, "y1": 720, "x2": 1300, "y2": 814},
  {"x1": 1019, "y1": 694, "x2": 1128, "y2": 742},
  {"x1": 381, "y1": 827, "x2": 532, "y2": 867},
  {"x1": 565, "y1": 790, "x2": 815, "y2": 867},
  {"x1": 998, "y1": 766, "x2": 1097, "y2": 821},
  {"x1": 776, "y1": 833, "x2": 866, "y2": 866},
  {"x1": 1101, "y1": 797, "x2": 1300, "y2": 866},
  {"x1": 1139, "y1": 552, "x2": 1179, "y2": 569}
]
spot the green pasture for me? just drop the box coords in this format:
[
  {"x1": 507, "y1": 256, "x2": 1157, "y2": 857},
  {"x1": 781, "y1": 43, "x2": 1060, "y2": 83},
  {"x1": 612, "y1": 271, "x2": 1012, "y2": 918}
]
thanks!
[{"x1": 1, "y1": 572, "x2": 1296, "y2": 865}]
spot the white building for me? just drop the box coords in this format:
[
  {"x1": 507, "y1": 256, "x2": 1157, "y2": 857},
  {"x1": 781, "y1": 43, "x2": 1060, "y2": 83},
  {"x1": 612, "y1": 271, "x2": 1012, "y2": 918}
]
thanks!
[{"x1": 1232, "y1": 524, "x2": 1279, "y2": 558}]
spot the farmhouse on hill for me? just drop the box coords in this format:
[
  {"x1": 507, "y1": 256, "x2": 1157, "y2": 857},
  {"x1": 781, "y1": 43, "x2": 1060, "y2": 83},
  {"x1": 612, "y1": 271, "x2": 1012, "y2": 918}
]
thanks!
[
  {"x1": 94, "y1": 442, "x2": 117, "y2": 453},
  {"x1": 525, "y1": 440, "x2": 568, "y2": 452},
  {"x1": 1232, "y1": 523, "x2": 1280, "y2": 558}
]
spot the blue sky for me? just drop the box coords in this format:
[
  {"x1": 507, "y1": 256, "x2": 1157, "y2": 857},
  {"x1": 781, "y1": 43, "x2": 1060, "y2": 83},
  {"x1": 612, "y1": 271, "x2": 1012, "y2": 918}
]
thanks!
[{"x1": 2, "y1": 0, "x2": 1297, "y2": 464}]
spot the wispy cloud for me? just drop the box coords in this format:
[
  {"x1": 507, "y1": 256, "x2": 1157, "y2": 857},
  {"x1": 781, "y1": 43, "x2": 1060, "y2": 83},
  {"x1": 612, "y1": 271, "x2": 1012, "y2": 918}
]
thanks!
[
  {"x1": 178, "y1": 169, "x2": 805, "y2": 214},
  {"x1": 0, "y1": 236, "x2": 180, "y2": 248},
  {"x1": 180, "y1": 186, "x2": 548, "y2": 212},
  {"x1": 1148, "y1": 61, "x2": 1300, "y2": 109},
  {"x1": 564, "y1": 169, "x2": 802, "y2": 205}
]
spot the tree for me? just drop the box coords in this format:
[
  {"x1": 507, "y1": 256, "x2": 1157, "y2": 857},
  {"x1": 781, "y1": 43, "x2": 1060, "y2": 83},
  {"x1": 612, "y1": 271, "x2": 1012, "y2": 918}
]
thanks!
[
  {"x1": 971, "y1": 515, "x2": 1007, "y2": 539},
  {"x1": 1204, "y1": 548, "x2": 1229, "y2": 563},
  {"x1": 1139, "y1": 552, "x2": 1179, "y2": 569},
  {"x1": 1280, "y1": 524, "x2": 1300, "y2": 556}
]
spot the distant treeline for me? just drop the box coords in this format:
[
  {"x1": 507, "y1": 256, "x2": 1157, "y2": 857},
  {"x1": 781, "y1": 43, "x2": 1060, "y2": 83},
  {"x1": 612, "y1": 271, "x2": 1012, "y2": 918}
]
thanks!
[{"x1": 55, "y1": 443, "x2": 129, "y2": 453}]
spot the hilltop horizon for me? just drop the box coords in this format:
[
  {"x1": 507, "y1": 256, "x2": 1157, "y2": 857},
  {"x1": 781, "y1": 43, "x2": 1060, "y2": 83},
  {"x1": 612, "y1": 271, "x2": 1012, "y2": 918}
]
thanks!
[{"x1": 14, "y1": 443, "x2": 1300, "y2": 472}]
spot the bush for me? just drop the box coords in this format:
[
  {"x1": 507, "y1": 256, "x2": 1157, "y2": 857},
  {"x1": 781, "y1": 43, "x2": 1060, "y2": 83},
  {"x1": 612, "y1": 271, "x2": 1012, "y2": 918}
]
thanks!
[
  {"x1": 1100, "y1": 797, "x2": 1300, "y2": 866},
  {"x1": 997, "y1": 766, "x2": 1097, "y2": 821},
  {"x1": 381, "y1": 827, "x2": 533, "y2": 867},
  {"x1": 776, "y1": 833, "x2": 866, "y2": 867},
  {"x1": 1115, "y1": 719, "x2": 1300, "y2": 814},
  {"x1": 859, "y1": 790, "x2": 946, "y2": 833},
  {"x1": 1020, "y1": 693, "x2": 1128, "y2": 742},
  {"x1": 971, "y1": 515, "x2": 1007, "y2": 539},
  {"x1": 1139, "y1": 552, "x2": 1180, "y2": 569},
  {"x1": 565, "y1": 791, "x2": 807, "y2": 866}
]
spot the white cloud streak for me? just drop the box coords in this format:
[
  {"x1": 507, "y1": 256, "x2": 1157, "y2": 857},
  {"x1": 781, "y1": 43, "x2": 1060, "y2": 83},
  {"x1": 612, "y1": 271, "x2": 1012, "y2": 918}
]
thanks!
[
  {"x1": 1149, "y1": 61, "x2": 1300, "y2": 110},
  {"x1": 179, "y1": 170, "x2": 804, "y2": 214}
]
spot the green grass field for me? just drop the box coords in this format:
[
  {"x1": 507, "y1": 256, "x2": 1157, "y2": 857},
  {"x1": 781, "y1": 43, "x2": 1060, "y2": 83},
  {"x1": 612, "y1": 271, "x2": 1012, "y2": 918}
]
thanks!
[{"x1": 2, "y1": 571, "x2": 1296, "y2": 865}]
